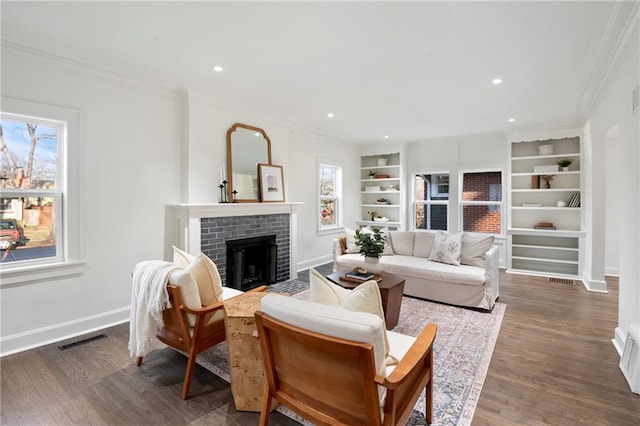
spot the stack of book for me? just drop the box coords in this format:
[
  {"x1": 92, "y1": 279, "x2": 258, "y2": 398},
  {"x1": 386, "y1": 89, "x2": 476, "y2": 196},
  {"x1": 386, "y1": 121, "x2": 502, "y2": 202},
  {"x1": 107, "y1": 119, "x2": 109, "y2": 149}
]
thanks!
[
  {"x1": 344, "y1": 270, "x2": 375, "y2": 281},
  {"x1": 534, "y1": 222, "x2": 556, "y2": 230},
  {"x1": 568, "y1": 193, "x2": 581, "y2": 207}
]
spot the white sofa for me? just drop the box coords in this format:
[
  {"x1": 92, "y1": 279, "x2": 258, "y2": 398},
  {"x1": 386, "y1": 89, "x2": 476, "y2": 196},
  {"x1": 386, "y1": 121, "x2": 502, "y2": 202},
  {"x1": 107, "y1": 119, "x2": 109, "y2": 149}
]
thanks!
[{"x1": 333, "y1": 230, "x2": 499, "y2": 311}]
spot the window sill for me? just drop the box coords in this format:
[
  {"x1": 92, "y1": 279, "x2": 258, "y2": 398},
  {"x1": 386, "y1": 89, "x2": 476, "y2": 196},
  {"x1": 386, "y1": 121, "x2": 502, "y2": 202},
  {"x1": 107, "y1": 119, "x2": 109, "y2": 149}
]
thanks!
[{"x1": 0, "y1": 260, "x2": 85, "y2": 287}]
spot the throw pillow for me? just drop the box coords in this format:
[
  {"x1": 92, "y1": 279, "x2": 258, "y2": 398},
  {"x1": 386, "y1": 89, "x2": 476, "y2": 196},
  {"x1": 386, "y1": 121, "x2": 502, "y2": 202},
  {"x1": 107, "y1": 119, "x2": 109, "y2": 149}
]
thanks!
[
  {"x1": 390, "y1": 231, "x2": 415, "y2": 256},
  {"x1": 184, "y1": 253, "x2": 224, "y2": 306},
  {"x1": 173, "y1": 245, "x2": 195, "y2": 268},
  {"x1": 344, "y1": 227, "x2": 360, "y2": 254},
  {"x1": 413, "y1": 231, "x2": 436, "y2": 258},
  {"x1": 428, "y1": 231, "x2": 463, "y2": 266},
  {"x1": 168, "y1": 269, "x2": 201, "y2": 326},
  {"x1": 461, "y1": 233, "x2": 495, "y2": 267},
  {"x1": 308, "y1": 268, "x2": 350, "y2": 306}
]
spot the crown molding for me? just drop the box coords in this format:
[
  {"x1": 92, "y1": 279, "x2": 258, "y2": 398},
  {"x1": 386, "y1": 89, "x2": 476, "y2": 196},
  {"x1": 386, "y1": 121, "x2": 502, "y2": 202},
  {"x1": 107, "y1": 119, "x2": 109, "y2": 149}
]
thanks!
[
  {"x1": 579, "y1": 1, "x2": 640, "y2": 118},
  {"x1": 2, "y1": 40, "x2": 181, "y2": 104}
]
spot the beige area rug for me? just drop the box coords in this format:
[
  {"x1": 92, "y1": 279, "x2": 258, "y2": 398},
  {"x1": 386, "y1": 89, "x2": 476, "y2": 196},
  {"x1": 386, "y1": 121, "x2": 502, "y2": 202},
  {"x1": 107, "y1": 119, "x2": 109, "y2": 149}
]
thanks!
[{"x1": 197, "y1": 291, "x2": 505, "y2": 426}]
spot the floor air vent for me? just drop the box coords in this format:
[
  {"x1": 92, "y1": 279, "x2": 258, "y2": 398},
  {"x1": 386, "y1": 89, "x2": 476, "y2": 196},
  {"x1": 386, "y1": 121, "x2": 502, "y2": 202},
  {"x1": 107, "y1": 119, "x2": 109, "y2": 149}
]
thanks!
[
  {"x1": 548, "y1": 277, "x2": 576, "y2": 285},
  {"x1": 620, "y1": 325, "x2": 640, "y2": 393},
  {"x1": 58, "y1": 333, "x2": 107, "y2": 350}
]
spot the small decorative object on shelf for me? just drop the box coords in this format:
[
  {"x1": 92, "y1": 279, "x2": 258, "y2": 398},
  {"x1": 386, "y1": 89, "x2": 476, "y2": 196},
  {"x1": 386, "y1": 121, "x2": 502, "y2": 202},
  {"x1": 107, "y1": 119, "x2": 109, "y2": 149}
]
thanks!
[
  {"x1": 557, "y1": 200, "x2": 567, "y2": 207},
  {"x1": 541, "y1": 175, "x2": 554, "y2": 189},
  {"x1": 538, "y1": 144, "x2": 554, "y2": 155},
  {"x1": 232, "y1": 190, "x2": 238, "y2": 203},
  {"x1": 375, "y1": 173, "x2": 390, "y2": 179},
  {"x1": 557, "y1": 158, "x2": 573, "y2": 171},
  {"x1": 377, "y1": 157, "x2": 388, "y2": 166},
  {"x1": 534, "y1": 221, "x2": 557, "y2": 230},
  {"x1": 368, "y1": 170, "x2": 377, "y2": 178},
  {"x1": 367, "y1": 211, "x2": 379, "y2": 220}
]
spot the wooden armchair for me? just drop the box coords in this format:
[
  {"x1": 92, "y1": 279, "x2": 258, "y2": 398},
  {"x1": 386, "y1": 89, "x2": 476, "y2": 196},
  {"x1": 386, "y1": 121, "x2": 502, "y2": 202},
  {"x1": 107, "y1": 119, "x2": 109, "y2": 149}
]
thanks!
[
  {"x1": 254, "y1": 294, "x2": 437, "y2": 425},
  {"x1": 136, "y1": 283, "x2": 267, "y2": 399}
]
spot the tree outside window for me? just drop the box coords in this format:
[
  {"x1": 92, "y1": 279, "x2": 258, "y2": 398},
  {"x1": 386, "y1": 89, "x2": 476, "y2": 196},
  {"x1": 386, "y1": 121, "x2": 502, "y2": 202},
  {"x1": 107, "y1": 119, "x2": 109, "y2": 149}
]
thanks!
[
  {"x1": 0, "y1": 114, "x2": 61, "y2": 263},
  {"x1": 414, "y1": 173, "x2": 448, "y2": 230},
  {"x1": 319, "y1": 162, "x2": 342, "y2": 231}
]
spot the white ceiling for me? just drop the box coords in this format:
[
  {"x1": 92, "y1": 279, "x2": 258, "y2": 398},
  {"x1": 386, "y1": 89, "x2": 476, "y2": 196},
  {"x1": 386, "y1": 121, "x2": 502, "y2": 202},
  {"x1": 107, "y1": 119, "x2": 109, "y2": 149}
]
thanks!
[{"x1": 0, "y1": 1, "x2": 623, "y2": 143}]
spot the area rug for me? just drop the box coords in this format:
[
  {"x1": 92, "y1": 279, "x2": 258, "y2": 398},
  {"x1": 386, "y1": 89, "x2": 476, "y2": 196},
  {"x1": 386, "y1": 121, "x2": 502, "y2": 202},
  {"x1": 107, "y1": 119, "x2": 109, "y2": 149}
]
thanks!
[{"x1": 197, "y1": 288, "x2": 505, "y2": 426}]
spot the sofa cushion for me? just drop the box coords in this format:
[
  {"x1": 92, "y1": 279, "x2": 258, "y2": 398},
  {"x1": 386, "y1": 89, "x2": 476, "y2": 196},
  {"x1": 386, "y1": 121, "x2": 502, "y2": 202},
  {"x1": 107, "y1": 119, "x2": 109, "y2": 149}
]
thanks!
[
  {"x1": 428, "y1": 231, "x2": 463, "y2": 266},
  {"x1": 336, "y1": 253, "x2": 486, "y2": 286},
  {"x1": 390, "y1": 231, "x2": 415, "y2": 256},
  {"x1": 386, "y1": 330, "x2": 417, "y2": 376},
  {"x1": 461, "y1": 233, "x2": 494, "y2": 267},
  {"x1": 413, "y1": 231, "x2": 436, "y2": 258}
]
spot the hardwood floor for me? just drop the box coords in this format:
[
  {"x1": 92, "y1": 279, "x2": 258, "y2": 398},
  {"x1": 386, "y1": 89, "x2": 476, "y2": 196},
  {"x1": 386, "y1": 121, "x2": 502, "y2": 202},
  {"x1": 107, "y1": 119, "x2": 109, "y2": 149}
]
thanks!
[{"x1": 2, "y1": 265, "x2": 639, "y2": 425}]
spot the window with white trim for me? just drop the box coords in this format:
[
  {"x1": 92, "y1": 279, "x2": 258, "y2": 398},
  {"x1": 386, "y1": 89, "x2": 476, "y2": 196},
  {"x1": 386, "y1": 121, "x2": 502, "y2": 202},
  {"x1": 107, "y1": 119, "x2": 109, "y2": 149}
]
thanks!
[
  {"x1": 414, "y1": 173, "x2": 449, "y2": 230},
  {"x1": 318, "y1": 161, "x2": 342, "y2": 233},
  {"x1": 460, "y1": 170, "x2": 503, "y2": 234},
  {"x1": 1, "y1": 97, "x2": 83, "y2": 284}
]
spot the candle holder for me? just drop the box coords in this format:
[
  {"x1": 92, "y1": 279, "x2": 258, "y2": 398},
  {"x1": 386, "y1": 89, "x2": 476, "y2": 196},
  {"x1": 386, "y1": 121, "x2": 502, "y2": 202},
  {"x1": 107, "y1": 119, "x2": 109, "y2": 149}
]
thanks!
[
  {"x1": 219, "y1": 180, "x2": 229, "y2": 203},
  {"x1": 232, "y1": 190, "x2": 238, "y2": 203}
]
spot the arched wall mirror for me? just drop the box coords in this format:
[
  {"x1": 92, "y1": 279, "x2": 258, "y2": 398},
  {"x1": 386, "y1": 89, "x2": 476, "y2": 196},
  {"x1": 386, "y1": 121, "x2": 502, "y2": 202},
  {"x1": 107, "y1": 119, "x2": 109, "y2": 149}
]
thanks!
[{"x1": 226, "y1": 123, "x2": 272, "y2": 202}]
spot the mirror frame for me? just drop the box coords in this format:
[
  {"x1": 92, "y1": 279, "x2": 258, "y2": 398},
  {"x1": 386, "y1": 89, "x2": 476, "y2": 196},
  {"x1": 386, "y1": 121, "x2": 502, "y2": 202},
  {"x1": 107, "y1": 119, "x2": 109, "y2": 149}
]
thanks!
[{"x1": 226, "y1": 123, "x2": 272, "y2": 202}]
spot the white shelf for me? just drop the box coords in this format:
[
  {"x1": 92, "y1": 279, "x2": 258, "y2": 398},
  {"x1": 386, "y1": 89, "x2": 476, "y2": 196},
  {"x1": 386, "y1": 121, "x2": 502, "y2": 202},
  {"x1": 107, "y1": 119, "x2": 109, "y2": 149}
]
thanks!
[
  {"x1": 511, "y1": 152, "x2": 581, "y2": 161},
  {"x1": 360, "y1": 151, "x2": 403, "y2": 230},
  {"x1": 362, "y1": 178, "x2": 400, "y2": 182},
  {"x1": 357, "y1": 220, "x2": 401, "y2": 227},
  {"x1": 361, "y1": 165, "x2": 400, "y2": 170},
  {"x1": 508, "y1": 135, "x2": 583, "y2": 278},
  {"x1": 361, "y1": 190, "x2": 400, "y2": 194},
  {"x1": 362, "y1": 204, "x2": 400, "y2": 208}
]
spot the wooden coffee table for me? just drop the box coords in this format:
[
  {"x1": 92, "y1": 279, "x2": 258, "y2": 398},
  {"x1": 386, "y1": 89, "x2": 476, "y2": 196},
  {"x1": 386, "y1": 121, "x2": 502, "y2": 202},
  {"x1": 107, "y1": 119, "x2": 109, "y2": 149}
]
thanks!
[{"x1": 326, "y1": 270, "x2": 405, "y2": 329}]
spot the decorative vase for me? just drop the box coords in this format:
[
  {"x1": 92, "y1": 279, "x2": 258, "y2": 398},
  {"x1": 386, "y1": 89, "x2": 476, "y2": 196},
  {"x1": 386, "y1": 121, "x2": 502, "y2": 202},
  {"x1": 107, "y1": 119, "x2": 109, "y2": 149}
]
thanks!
[
  {"x1": 561, "y1": 166, "x2": 569, "y2": 172},
  {"x1": 363, "y1": 256, "x2": 382, "y2": 274}
]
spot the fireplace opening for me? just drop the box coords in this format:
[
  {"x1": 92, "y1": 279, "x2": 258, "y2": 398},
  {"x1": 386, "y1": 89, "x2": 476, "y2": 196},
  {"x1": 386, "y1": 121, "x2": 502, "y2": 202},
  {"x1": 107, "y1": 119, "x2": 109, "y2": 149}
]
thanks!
[{"x1": 226, "y1": 235, "x2": 277, "y2": 291}]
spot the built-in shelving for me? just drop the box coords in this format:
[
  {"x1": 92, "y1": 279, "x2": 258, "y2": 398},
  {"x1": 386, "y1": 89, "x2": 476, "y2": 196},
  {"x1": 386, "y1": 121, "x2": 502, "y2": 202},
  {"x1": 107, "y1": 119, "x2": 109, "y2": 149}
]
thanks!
[
  {"x1": 358, "y1": 152, "x2": 403, "y2": 230},
  {"x1": 507, "y1": 135, "x2": 584, "y2": 278}
]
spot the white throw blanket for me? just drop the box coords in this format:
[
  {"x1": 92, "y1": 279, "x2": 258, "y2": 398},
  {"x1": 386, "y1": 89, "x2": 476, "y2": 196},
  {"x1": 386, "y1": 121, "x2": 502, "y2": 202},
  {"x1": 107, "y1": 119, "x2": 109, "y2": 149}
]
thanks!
[{"x1": 128, "y1": 260, "x2": 180, "y2": 358}]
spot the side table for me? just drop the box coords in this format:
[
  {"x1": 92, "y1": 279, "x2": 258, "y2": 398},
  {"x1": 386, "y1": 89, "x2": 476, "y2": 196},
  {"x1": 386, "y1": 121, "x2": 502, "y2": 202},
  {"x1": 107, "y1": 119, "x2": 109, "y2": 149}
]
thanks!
[
  {"x1": 326, "y1": 270, "x2": 405, "y2": 329},
  {"x1": 223, "y1": 291, "x2": 278, "y2": 412}
]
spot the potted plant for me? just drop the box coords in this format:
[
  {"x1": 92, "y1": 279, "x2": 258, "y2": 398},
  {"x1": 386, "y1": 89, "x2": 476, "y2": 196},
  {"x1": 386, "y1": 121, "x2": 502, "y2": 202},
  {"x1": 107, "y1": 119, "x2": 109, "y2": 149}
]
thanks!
[
  {"x1": 355, "y1": 228, "x2": 386, "y2": 273},
  {"x1": 367, "y1": 170, "x2": 377, "y2": 178},
  {"x1": 557, "y1": 159, "x2": 573, "y2": 171}
]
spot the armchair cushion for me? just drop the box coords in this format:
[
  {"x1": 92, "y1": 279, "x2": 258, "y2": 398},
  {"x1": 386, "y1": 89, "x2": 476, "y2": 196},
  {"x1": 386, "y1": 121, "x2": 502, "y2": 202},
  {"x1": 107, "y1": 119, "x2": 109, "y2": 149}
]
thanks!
[
  {"x1": 173, "y1": 246, "x2": 224, "y2": 306},
  {"x1": 261, "y1": 294, "x2": 388, "y2": 389},
  {"x1": 309, "y1": 267, "x2": 350, "y2": 305}
]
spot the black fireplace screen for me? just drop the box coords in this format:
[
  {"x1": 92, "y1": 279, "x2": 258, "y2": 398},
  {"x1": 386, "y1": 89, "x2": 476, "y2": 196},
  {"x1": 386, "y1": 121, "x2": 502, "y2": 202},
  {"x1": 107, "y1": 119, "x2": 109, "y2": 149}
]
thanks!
[{"x1": 226, "y1": 235, "x2": 277, "y2": 291}]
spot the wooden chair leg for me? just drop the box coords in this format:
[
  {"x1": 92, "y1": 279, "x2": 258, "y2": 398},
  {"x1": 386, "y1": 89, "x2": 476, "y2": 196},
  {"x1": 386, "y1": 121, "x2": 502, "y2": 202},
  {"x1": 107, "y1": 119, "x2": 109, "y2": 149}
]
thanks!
[
  {"x1": 181, "y1": 350, "x2": 199, "y2": 400},
  {"x1": 426, "y1": 377, "x2": 433, "y2": 425},
  {"x1": 259, "y1": 382, "x2": 272, "y2": 426},
  {"x1": 135, "y1": 356, "x2": 143, "y2": 366}
]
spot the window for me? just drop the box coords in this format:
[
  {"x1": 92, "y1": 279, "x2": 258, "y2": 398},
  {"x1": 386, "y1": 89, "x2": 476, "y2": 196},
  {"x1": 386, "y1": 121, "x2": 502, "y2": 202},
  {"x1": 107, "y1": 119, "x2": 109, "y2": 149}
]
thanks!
[
  {"x1": 318, "y1": 161, "x2": 342, "y2": 233},
  {"x1": 414, "y1": 173, "x2": 449, "y2": 230},
  {"x1": 460, "y1": 171, "x2": 503, "y2": 234},
  {"x1": 1, "y1": 97, "x2": 83, "y2": 284}
]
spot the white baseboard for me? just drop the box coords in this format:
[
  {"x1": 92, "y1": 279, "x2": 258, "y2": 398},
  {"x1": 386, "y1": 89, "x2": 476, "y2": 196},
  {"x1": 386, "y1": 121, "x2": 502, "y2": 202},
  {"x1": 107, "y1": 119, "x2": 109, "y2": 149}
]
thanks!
[
  {"x1": 581, "y1": 272, "x2": 608, "y2": 293},
  {"x1": 0, "y1": 306, "x2": 130, "y2": 357},
  {"x1": 605, "y1": 267, "x2": 620, "y2": 277},
  {"x1": 296, "y1": 254, "x2": 333, "y2": 273}
]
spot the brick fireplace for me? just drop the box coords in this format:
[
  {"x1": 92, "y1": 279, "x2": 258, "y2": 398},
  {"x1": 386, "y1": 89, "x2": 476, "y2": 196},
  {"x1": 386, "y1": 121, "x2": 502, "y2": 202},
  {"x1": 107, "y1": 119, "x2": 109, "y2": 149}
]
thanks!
[{"x1": 168, "y1": 203, "x2": 301, "y2": 286}]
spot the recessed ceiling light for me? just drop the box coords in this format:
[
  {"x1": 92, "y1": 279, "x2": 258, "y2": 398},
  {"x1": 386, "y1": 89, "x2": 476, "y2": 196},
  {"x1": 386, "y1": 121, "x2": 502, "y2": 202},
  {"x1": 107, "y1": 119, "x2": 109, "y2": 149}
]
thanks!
[
  {"x1": 492, "y1": 78, "x2": 502, "y2": 85},
  {"x1": 508, "y1": 118, "x2": 516, "y2": 123},
  {"x1": 213, "y1": 66, "x2": 223, "y2": 72},
  {"x1": 384, "y1": 135, "x2": 390, "y2": 139},
  {"x1": 327, "y1": 113, "x2": 334, "y2": 118}
]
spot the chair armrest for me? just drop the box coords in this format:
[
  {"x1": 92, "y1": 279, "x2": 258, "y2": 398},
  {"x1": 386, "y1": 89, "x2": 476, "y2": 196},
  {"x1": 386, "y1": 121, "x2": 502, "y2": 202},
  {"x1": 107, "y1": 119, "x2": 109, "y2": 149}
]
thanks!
[
  {"x1": 179, "y1": 284, "x2": 268, "y2": 315},
  {"x1": 380, "y1": 323, "x2": 437, "y2": 389}
]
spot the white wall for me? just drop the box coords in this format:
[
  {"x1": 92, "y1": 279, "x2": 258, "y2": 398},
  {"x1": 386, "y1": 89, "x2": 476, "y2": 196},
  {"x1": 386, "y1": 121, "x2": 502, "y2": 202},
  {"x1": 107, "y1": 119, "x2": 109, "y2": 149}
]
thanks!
[
  {"x1": 405, "y1": 133, "x2": 509, "y2": 267},
  {"x1": 585, "y1": 26, "x2": 639, "y2": 390},
  {"x1": 0, "y1": 46, "x2": 357, "y2": 355},
  {"x1": 1, "y1": 46, "x2": 182, "y2": 354},
  {"x1": 287, "y1": 130, "x2": 360, "y2": 270}
]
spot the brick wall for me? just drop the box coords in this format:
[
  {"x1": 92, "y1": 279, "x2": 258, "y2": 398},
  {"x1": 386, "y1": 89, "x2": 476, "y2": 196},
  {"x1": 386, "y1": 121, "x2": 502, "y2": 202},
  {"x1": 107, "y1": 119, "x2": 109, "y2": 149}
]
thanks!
[
  {"x1": 462, "y1": 172, "x2": 501, "y2": 233},
  {"x1": 200, "y1": 214, "x2": 290, "y2": 285}
]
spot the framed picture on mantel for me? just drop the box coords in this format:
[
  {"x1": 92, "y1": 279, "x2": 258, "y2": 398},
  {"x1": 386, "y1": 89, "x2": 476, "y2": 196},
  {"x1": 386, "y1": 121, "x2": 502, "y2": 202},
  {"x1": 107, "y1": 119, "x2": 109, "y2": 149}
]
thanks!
[{"x1": 258, "y1": 163, "x2": 285, "y2": 202}]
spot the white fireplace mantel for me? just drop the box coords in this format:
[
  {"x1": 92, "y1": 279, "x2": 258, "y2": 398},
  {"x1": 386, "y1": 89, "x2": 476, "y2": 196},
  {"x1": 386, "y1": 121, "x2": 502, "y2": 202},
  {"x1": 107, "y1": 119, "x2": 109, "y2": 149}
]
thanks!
[{"x1": 167, "y1": 202, "x2": 303, "y2": 280}]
